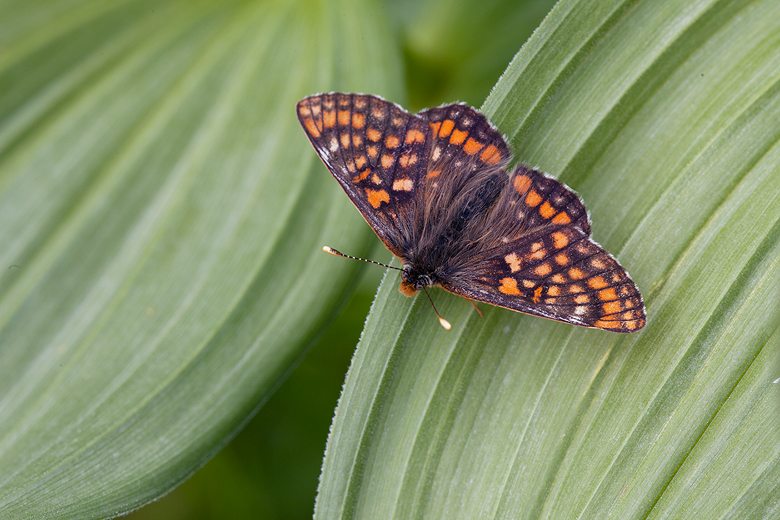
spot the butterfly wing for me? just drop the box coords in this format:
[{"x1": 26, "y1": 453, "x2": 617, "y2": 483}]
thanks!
[
  {"x1": 442, "y1": 166, "x2": 646, "y2": 332},
  {"x1": 296, "y1": 93, "x2": 431, "y2": 257},
  {"x1": 415, "y1": 104, "x2": 511, "y2": 217},
  {"x1": 417, "y1": 103, "x2": 511, "y2": 180}
]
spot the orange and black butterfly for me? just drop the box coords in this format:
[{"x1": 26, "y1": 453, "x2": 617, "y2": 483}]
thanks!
[{"x1": 296, "y1": 93, "x2": 646, "y2": 332}]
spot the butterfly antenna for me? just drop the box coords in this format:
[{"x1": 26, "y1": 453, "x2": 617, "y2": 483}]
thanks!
[
  {"x1": 324, "y1": 246, "x2": 450, "y2": 330},
  {"x1": 322, "y1": 246, "x2": 402, "y2": 271},
  {"x1": 423, "y1": 287, "x2": 451, "y2": 330}
]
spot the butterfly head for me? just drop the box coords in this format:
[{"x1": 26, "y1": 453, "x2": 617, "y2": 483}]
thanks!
[{"x1": 399, "y1": 267, "x2": 437, "y2": 297}]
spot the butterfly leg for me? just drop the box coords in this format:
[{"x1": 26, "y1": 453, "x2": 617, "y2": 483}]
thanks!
[{"x1": 468, "y1": 299, "x2": 484, "y2": 317}]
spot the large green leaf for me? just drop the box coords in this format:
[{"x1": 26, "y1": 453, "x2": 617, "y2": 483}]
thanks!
[
  {"x1": 315, "y1": 0, "x2": 780, "y2": 518},
  {"x1": 0, "y1": 0, "x2": 402, "y2": 517}
]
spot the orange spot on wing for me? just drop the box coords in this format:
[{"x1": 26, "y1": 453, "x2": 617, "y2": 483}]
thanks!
[
  {"x1": 352, "y1": 134, "x2": 363, "y2": 147},
  {"x1": 449, "y1": 129, "x2": 468, "y2": 145},
  {"x1": 405, "y1": 129, "x2": 426, "y2": 144},
  {"x1": 427, "y1": 169, "x2": 441, "y2": 179},
  {"x1": 381, "y1": 155, "x2": 394, "y2": 169},
  {"x1": 602, "y1": 300, "x2": 622, "y2": 315},
  {"x1": 463, "y1": 138, "x2": 483, "y2": 155},
  {"x1": 352, "y1": 169, "x2": 370, "y2": 183},
  {"x1": 338, "y1": 110, "x2": 350, "y2": 126},
  {"x1": 593, "y1": 319, "x2": 619, "y2": 330},
  {"x1": 399, "y1": 152, "x2": 417, "y2": 168},
  {"x1": 555, "y1": 253, "x2": 569, "y2": 265},
  {"x1": 598, "y1": 288, "x2": 618, "y2": 301},
  {"x1": 551, "y1": 274, "x2": 566, "y2": 284},
  {"x1": 499, "y1": 277, "x2": 521, "y2": 295},
  {"x1": 323, "y1": 110, "x2": 336, "y2": 128},
  {"x1": 552, "y1": 212, "x2": 573, "y2": 224},
  {"x1": 367, "y1": 128, "x2": 381, "y2": 141},
  {"x1": 367, "y1": 146, "x2": 378, "y2": 158},
  {"x1": 513, "y1": 175, "x2": 531, "y2": 194},
  {"x1": 352, "y1": 113, "x2": 365, "y2": 128},
  {"x1": 354, "y1": 156, "x2": 367, "y2": 169},
  {"x1": 304, "y1": 118, "x2": 321, "y2": 138},
  {"x1": 532, "y1": 286, "x2": 543, "y2": 304},
  {"x1": 429, "y1": 121, "x2": 441, "y2": 135},
  {"x1": 547, "y1": 286, "x2": 560, "y2": 296},
  {"x1": 575, "y1": 294, "x2": 590, "y2": 304},
  {"x1": 530, "y1": 248, "x2": 546, "y2": 260},
  {"x1": 568, "y1": 267, "x2": 585, "y2": 279},
  {"x1": 365, "y1": 188, "x2": 389, "y2": 208},
  {"x1": 534, "y1": 263, "x2": 552, "y2": 276},
  {"x1": 439, "y1": 119, "x2": 455, "y2": 137},
  {"x1": 505, "y1": 253, "x2": 522, "y2": 273},
  {"x1": 525, "y1": 189, "x2": 543, "y2": 207},
  {"x1": 540, "y1": 202, "x2": 556, "y2": 219},
  {"x1": 587, "y1": 276, "x2": 608, "y2": 289},
  {"x1": 385, "y1": 135, "x2": 399, "y2": 148},
  {"x1": 552, "y1": 231, "x2": 569, "y2": 249},
  {"x1": 480, "y1": 144, "x2": 501, "y2": 165}
]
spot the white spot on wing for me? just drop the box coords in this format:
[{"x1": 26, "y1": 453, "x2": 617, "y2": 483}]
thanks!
[
  {"x1": 393, "y1": 178, "x2": 414, "y2": 191},
  {"x1": 329, "y1": 138, "x2": 338, "y2": 152}
]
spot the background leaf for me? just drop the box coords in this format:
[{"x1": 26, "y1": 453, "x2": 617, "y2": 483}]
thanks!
[
  {"x1": 315, "y1": 0, "x2": 780, "y2": 518},
  {"x1": 0, "y1": 0, "x2": 402, "y2": 517}
]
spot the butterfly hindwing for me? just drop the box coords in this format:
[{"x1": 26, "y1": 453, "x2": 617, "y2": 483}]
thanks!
[
  {"x1": 503, "y1": 165, "x2": 591, "y2": 235},
  {"x1": 443, "y1": 167, "x2": 645, "y2": 332},
  {"x1": 296, "y1": 93, "x2": 431, "y2": 255}
]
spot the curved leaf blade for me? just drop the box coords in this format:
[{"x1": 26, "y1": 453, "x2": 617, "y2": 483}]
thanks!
[{"x1": 315, "y1": 0, "x2": 780, "y2": 518}]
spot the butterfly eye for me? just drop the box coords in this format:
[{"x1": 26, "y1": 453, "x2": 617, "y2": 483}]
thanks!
[{"x1": 415, "y1": 275, "x2": 433, "y2": 290}]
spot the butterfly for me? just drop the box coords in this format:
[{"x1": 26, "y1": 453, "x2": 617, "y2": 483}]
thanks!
[{"x1": 296, "y1": 93, "x2": 646, "y2": 332}]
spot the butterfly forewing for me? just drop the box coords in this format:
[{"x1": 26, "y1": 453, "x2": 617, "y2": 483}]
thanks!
[
  {"x1": 297, "y1": 93, "x2": 431, "y2": 256},
  {"x1": 416, "y1": 104, "x2": 510, "y2": 205}
]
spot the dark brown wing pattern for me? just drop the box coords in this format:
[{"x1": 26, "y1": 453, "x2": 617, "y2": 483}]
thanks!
[{"x1": 296, "y1": 93, "x2": 431, "y2": 256}]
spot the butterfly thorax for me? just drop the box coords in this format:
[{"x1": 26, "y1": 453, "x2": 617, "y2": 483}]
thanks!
[{"x1": 397, "y1": 168, "x2": 508, "y2": 297}]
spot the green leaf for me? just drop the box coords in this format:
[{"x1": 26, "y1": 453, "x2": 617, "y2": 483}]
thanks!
[
  {"x1": 0, "y1": 0, "x2": 402, "y2": 517},
  {"x1": 315, "y1": 0, "x2": 780, "y2": 518},
  {"x1": 394, "y1": 0, "x2": 559, "y2": 107}
]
